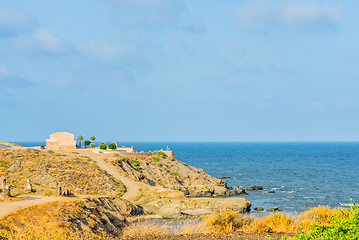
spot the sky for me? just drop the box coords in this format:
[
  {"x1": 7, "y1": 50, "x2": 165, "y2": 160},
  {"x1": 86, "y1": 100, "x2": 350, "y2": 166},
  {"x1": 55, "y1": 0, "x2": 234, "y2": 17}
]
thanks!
[{"x1": 0, "y1": 0, "x2": 358, "y2": 142}]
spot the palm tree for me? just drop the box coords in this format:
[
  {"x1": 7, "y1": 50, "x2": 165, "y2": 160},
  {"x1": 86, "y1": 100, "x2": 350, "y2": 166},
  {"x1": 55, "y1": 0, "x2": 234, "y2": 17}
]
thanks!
[
  {"x1": 90, "y1": 136, "x2": 96, "y2": 143},
  {"x1": 77, "y1": 135, "x2": 84, "y2": 148}
]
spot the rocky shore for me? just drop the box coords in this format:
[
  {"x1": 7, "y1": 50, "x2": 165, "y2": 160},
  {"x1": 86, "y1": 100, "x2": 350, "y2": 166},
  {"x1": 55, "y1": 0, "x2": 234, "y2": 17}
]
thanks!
[{"x1": 107, "y1": 154, "x2": 248, "y2": 198}]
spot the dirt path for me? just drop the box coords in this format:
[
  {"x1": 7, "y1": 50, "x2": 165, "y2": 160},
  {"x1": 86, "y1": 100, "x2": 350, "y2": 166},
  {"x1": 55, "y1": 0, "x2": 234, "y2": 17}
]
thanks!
[
  {"x1": 0, "y1": 196, "x2": 62, "y2": 219},
  {"x1": 74, "y1": 151, "x2": 140, "y2": 201}
]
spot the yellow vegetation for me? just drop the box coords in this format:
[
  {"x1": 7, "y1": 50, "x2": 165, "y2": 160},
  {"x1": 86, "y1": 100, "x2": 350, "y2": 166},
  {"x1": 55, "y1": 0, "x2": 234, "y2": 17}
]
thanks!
[
  {"x1": 122, "y1": 221, "x2": 170, "y2": 238},
  {"x1": 202, "y1": 205, "x2": 347, "y2": 234}
]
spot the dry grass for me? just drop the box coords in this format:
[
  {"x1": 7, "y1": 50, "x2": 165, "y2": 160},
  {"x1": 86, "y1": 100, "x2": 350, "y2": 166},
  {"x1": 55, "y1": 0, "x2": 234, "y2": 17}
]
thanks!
[
  {"x1": 201, "y1": 208, "x2": 243, "y2": 233},
  {"x1": 122, "y1": 221, "x2": 170, "y2": 238},
  {"x1": 201, "y1": 205, "x2": 346, "y2": 234},
  {"x1": 242, "y1": 213, "x2": 296, "y2": 233},
  {"x1": 175, "y1": 219, "x2": 209, "y2": 234},
  {"x1": 0, "y1": 149, "x2": 124, "y2": 196}
]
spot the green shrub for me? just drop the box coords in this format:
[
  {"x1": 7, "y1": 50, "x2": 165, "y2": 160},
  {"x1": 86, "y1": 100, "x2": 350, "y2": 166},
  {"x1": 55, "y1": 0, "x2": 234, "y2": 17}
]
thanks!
[
  {"x1": 99, "y1": 142, "x2": 107, "y2": 150},
  {"x1": 280, "y1": 199, "x2": 359, "y2": 240},
  {"x1": 153, "y1": 157, "x2": 161, "y2": 162},
  {"x1": 90, "y1": 143, "x2": 95, "y2": 148},
  {"x1": 108, "y1": 142, "x2": 117, "y2": 150},
  {"x1": 172, "y1": 172, "x2": 179, "y2": 176},
  {"x1": 158, "y1": 164, "x2": 163, "y2": 168},
  {"x1": 131, "y1": 160, "x2": 140, "y2": 168},
  {"x1": 29, "y1": 168, "x2": 36, "y2": 172},
  {"x1": 47, "y1": 150, "x2": 54, "y2": 154},
  {"x1": 153, "y1": 151, "x2": 167, "y2": 158}
]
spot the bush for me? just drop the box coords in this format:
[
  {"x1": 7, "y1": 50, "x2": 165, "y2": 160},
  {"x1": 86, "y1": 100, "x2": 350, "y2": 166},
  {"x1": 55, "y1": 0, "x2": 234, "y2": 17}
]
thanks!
[
  {"x1": 172, "y1": 172, "x2": 179, "y2": 176},
  {"x1": 153, "y1": 151, "x2": 167, "y2": 158},
  {"x1": 153, "y1": 157, "x2": 161, "y2": 162},
  {"x1": 281, "y1": 199, "x2": 359, "y2": 240},
  {"x1": 108, "y1": 142, "x2": 117, "y2": 150},
  {"x1": 84, "y1": 140, "x2": 91, "y2": 148},
  {"x1": 201, "y1": 208, "x2": 242, "y2": 233},
  {"x1": 131, "y1": 160, "x2": 140, "y2": 167},
  {"x1": 99, "y1": 142, "x2": 107, "y2": 150},
  {"x1": 90, "y1": 143, "x2": 95, "y2": 148}
]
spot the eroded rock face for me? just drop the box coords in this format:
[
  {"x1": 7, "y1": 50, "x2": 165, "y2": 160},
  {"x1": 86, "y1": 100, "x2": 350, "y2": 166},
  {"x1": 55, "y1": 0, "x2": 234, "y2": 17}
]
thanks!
[
  {"x1": 111, "y1": 156, "x2": 232, "y2": 197},
  {"x1": 59, "y1": 197, "x2": 143, "y2": 238}
]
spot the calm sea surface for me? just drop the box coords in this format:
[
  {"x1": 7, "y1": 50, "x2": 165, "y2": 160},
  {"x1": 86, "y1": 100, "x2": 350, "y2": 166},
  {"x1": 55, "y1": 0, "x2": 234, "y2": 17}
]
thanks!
[{"x1": 17, "y1": 142, "x2": 359, "y2": 214}]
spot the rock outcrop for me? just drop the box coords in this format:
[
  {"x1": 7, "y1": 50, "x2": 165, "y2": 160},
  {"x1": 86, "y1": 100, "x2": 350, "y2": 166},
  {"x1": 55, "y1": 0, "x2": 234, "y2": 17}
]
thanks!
[{"x1": 110, "y1": 156, "x2": 231, "y2": 197}]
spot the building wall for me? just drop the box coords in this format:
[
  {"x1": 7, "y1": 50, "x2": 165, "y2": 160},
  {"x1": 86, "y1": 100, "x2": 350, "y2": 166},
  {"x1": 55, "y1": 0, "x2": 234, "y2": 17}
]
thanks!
[{"x1": 46, "y1": 132, "x2": 76, "y2": 149}]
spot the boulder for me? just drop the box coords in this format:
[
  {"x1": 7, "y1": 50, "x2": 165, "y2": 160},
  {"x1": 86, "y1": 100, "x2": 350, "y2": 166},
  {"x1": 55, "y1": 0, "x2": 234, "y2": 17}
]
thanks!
[
  {"x1": 254, "y1": 207, "x2": 264, "y2": 211},
  {"x1": 213, "y1": 186, "x2": 230, "y2": 196},
  {"x1": 266, "y1": 207, "x2": 281, "y2": 212},
  {"x1": 157, "y1": 206, "x2": 182, "y2": 218},
  {"x1": 231, "y1": 186, "x2": 248, "y2": 196},
  {"x1": 246, "y1": 185, "x2": 263, "y2": 191}
]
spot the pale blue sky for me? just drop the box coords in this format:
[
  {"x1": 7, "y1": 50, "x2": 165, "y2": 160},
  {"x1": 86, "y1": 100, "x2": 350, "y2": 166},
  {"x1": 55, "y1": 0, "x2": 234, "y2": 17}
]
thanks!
[{"x1": 0, "y1": 0, "x2": 358, "y2": 142}]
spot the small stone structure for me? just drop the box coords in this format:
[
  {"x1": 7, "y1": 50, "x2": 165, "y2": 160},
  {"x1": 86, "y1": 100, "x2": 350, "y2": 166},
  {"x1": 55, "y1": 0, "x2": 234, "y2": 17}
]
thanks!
[
  {"x1": 58, "y1": 186, "x2": 72, "y2": 197},
  {"x1": 0, "y1": 177, "x2": 6, "y2": 192},
  {"x1": 25, "y1": 178, "x2": 34, "y2": 192},
  {"x1": 3, "y1": 185, "x2": 11, "y2": 197}
]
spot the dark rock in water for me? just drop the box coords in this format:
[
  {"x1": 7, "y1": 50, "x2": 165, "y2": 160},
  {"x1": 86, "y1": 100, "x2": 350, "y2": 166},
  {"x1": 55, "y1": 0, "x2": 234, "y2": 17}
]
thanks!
[
  {"x1": 266, "y1": 207, "x2": 281, "y2": 212},
  {"x1": 267, "y1": 191, "x2": 276, "y2": 193},
  {"x1": 231, "y1": 186, "x2": 248, "y2": 196},
  {"x1": 254, "y1": 207, "x2": 264, "y2": 211},
  {"x1": 246, "y1": 185, "x2": 263, "y2": 191},
  {"x1": 216, "y1": 176, "x2": 234, "y2": 179}
]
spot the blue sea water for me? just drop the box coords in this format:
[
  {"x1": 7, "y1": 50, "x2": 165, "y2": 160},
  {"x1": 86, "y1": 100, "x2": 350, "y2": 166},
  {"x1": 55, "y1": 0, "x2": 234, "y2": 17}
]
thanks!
[{"x1": 16, "y1": 141, "x2": 359, "y2": 214}]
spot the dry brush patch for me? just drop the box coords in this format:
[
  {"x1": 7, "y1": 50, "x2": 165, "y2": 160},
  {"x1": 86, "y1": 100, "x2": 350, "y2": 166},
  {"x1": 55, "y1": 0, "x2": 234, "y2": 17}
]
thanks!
[
  {"x1": 0, "y1": 149, "x2": 125, "y2": 196},
  {"x1": 201, "y1": 205, "x2": 349, "y2": 235}
]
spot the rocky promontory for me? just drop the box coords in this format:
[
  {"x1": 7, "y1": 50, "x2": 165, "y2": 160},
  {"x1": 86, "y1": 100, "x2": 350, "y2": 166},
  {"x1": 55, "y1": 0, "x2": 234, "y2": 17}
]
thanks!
[{"x1": 107, "y1": 154, "x2": 237, "y2": 197}]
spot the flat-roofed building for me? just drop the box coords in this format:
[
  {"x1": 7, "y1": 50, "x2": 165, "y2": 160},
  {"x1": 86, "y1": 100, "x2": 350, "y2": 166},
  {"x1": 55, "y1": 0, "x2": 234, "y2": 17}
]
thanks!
[{"x1": 46, "y1": 132, "x2": 76, "y2": 149}]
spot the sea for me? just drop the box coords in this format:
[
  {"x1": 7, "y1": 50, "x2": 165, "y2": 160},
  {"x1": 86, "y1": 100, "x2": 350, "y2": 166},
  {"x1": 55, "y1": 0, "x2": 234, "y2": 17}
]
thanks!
[{"x1": 16, "y1": 141, "x2": 359, "y2": 215}]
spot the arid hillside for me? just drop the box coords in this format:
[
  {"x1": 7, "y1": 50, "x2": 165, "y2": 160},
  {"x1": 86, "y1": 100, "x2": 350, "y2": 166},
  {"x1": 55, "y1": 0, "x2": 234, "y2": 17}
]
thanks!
[
  {"x1": 0, "y1": 149, "x2": 124, "y2": 196},
  {"x1": 0, "y1": 197, "x2": 143, "y2": 239}
]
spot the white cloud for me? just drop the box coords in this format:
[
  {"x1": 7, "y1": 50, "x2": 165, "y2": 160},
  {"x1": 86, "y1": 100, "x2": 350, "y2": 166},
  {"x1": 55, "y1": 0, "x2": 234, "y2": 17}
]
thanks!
[
  {"x1": 12, "y1": 28, "x2": 66, "y2": 53},
  {"x1": 0, "y1": 7, "x2": 31, "y2": 35},
  {"x1": 237, "y1": 0, "x2": 343, "y2": 32}
]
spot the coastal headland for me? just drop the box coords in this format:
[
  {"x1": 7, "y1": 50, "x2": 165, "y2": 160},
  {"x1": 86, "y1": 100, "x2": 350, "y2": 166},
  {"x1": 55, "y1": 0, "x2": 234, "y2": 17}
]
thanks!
[{"x1": 0, "y1": 144, "x2": 251, "y2": 239}]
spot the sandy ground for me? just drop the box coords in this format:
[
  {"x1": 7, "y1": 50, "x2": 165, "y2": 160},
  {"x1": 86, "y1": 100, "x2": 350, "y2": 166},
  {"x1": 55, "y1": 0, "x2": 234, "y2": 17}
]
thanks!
[{"x1": 0, "y1": 196, "x2": 62, "y2": 219}]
